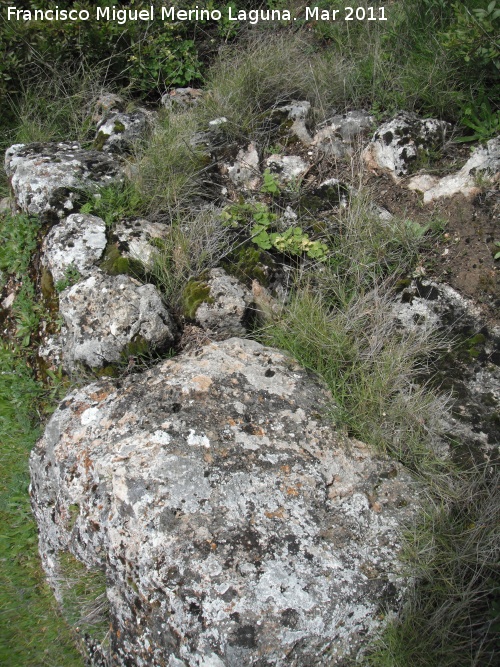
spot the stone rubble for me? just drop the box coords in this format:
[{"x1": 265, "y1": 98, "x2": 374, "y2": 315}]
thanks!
[{"x1": 362, "y1": 111, "x2": 451, "y2": 179}]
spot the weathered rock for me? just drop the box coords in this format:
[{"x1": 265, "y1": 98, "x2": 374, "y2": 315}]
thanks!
[
  {"x1": 161, "y1": 87, "x2": 204, "y2": 110},
  {"x1": 58, "y1": 270, "x2": 175, "y2": 370},
  {"x1": 193, "y1": 268, "x2": 254, "y2": 337},
  {"x1": 95, "y1": 111, "x2": 150, "y2": 154},
  {"x1": 408, "y1": 136, "x2": 500, "y2": 202},
  {"x1": 265, "y1": 154, "x2": 309, "y2": 185},
  {"x1": 226, "y1": 143, "x2": 261, "y2": 190},
  {"x1": 91, "y1": 93, "x2": 125, "y2": 124},
  {"x1": 392, "y1": 279, "x2": 500, "y2": 462},
  {"x1": 41, "y1": 213, "x2": 107, "y2": 283},
  {"x1": 271, "y1": 101, "x2": 314, "y2": 145},
  {"x1": 362, "y1": 112, "x2": 451, "y2": 179},
  {"x1": 30, "y1": 337, "x2": 421, "y2": 666},
  {"x1": 108, "y1": 218, "x2": 169, "y2": 271},
  {"x1": 313, "y1": 110, "x2": 374, "y2": 158},
  {"x1": 5, "y1": 142, "x2": 123, "y2": 218}
]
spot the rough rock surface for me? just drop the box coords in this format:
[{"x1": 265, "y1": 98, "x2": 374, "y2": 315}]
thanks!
[
  {"x1": 59, "y1": 271, "x2": 175, "y2": 370},
  {"x1": 5, "y1": 142, "x2": 122, "y2": 217},
  {"x1": 274, "y1": 101, "x2": 314, "y2": 145},
  {"x1": 30, "y1": 337, "x2": 421, "y2": 666},
  {"x1": 226, "y1": 143, "x2": 260, "y2": 190},
  {"x1": 91, "y1": 94, "x2": 125, "y2": 124},
  {"x1": 41, "y1": 213, "x2": 107, "y2": 283},
  {"x1": 161, "y1": 88, "x2": 204, "y2": 110},
  {"x1": 313, "y1": 110, "x2": 374, "y2": 158},
  {"x1": 110, "y1": 218, "x2": 169, "y2": 270},
  {"x1": 408, "y1": 136, "x2": 500, "y2": 202},
  {"x1": 392, "y1": 279, "x2": 500, "y2": 462},
  {"x1": 362, "y1": 112, "x2": 451, "y2": 179},
  {"x1": 95, "y1": 111, "x2": 150, "y2": 154},
  {"x1": 194, "y1": 268, "x2": 254, "y2": 337},
  {"x1": 265, "y1": 154, "x2": 309, "y2": 185}
]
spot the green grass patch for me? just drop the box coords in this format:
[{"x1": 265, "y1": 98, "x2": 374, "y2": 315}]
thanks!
[
  {"x1": 363, "y1": 468, "x2": 500, "y2": 667},
  {"x1": 0, "y1": 344, "x2": 84, "y2": 667},
  {"x1": 0, "y1": 212, "x2": 40, "y2": 288}
]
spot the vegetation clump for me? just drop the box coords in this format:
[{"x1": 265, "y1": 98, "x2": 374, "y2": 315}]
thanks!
[{"x1": 181, "y1": 279, "x2": 214, "y2": 319}]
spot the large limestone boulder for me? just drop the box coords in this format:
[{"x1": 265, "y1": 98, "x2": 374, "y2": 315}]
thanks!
[
  {"x1": 30, "y1": 337, "x2": 421, "y2": 666},
  {"x1": 362, "y1": 112, "x2": 451, "y2": 179},
  {"x1": 41, "y1": 213, "x2": 107, "y2": 283},
  {"x1": 59, "y1": 270, "x2": 175, "y2": 370},
  {"x1": 5, "y1": 142, "x2": 122, "y2": 217}
]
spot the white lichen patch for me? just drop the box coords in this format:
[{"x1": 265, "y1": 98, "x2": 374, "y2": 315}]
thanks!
[{"x1": 30, "y1": 338, "x2": 422, "y2": 666}]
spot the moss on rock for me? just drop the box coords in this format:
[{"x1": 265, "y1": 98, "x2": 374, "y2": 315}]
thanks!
[
  {"x1": 182, "y1": 279, "x2": 213, "y2": 320},
  {"x1": 100, "y1": 243, "x2": 145, "y2": 278}
]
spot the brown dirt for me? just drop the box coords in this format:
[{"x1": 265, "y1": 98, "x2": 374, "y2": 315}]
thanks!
[{"x1": 311, "y1": 140, "x2": 500, "y2": 326}]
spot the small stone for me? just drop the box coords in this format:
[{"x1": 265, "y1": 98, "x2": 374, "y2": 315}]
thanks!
[{"x1": 41, "y1": 213, "x2": 107, "y2": 283}]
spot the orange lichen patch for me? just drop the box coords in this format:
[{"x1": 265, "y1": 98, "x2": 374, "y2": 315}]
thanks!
[
  {"x1": 280, "y1": 465, "x2": 291, "y2": 475},
  {"x1": 203, "y1": 452, "x2": 213, "y2": 464},
  {"x1": 286, "y1": 487, "x2": 299, "y2": 497},
  {"x1": 191, "y1": 375, "x2": 213, "y2": 391},
  {"x1": 265, "y1": 508, "x2": 285, "y2": 519},
  {"x1": 227, "y1": 418, "x2": 240, "y2": 426},
  {"x1": 210, "y1": 542, "x2": 217, "y2": 550},
  {"x1": 72, "y1": 402, "x2": 90, "y2": 416},
  {"x1": 78, "y1": 449, "x2": 94, "y2": 475},
  {"x1": 89, "y1": 389, "x2": 112, "y2": 402}
]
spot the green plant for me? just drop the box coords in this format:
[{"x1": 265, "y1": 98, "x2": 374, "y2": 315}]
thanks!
[
  {"x1": 150, "y1": 207, "x2": 236, "y2": 310},
  {"x1": 132, "y1": 109, "x2": 209, "y2": 216},
  {"x1": 261, "y1": 168, "x2": 281, "y2": 195},
  {"x1": 260, "y1": 283, "x2": 447, "y2": 468},
  {"x1": 0, "y1": 212, "x2": 40, "y2": 287},
  {"x1": 442, "y1": 1, "x2": 500, "y2": 74},
  {"x1": 80, "y1": 181, "x2": 145, "y2": 228},
  {"x1": 494, "y1": 241, "x2": 500, "y2": 260},
  {"x1": 0, "y1": 343, "x2": 84, "y2": 666},
  {"x1": 222, "y1": 201, "x2": 329, "y2": 260},
  {"x1": 181, "y1": 279, "x2": 214, "y2": 319},
  {"x1": 55, "y1": 264, "x2": 82, "y2": 293},
  {"x1": 12, "y1": 280, "x2": 42, "y2": 348},
  {"x1": 201, "y1": 33, "x2": 351, "y2": 141},
  {"x1": 364, "y1": 468, "x2": 500, "y2": 667},
  {"x1": 456, "y1": 95, "x2": 500, "y2": 142},
  {"x1": 58, "y1": 551, "x2": 110, "y2": 644}
]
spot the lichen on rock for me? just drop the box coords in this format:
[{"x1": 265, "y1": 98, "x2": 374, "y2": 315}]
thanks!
[
  {"x1": 41, "y1": 213, "x2": 107, "y2": 283},
  {"x1": 30, "y1": 337, "x2": 422, "y2": 666},
  {"x1": 58, "y1": 270, "x2": 175, "y2": 371},
  {"x1": 5, "y1": 142, "x2": 123, "y2": 218}
]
